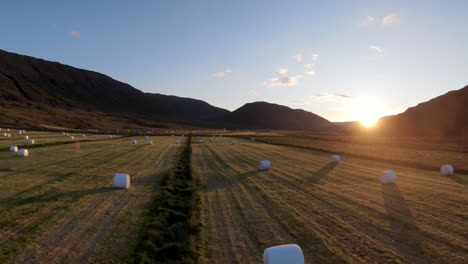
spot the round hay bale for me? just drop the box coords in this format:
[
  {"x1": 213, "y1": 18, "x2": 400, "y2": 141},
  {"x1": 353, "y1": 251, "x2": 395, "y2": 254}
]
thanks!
[
  {"x1": 28, "y1": 139, "x2": 35, "y2": 144},
  {"x1": 145, "y1": 136, "x2": 149, "y2": 139},
  {"x1": 259, "y1": 160, "x2": 271, "y2": 170},
  {"x1": 23, "y1": 135, "x2": 29, "y2": 140},
  {"x1": 440, "y1": 165, "x2": 454, "y2": 175},
  {"x1": 209, "y1": 138, "x2": 214, "y2": 141},
  {"x1": 231, "y1": 141, "x2": 237, "y2": 145},
  {"x1": 251, "y1": 138, "x2": 255, "y2": 141},
  {"x1": 263, "y1": 244, "x2": 304, "y2": 264},
  {"x1": 108, "y1": 135, "x2": 113, "y2": 138},
  {"x1": 131, "y1": 139, "x2": 137, "y2": 144},
  {"x1": 197, "y1": 139, "x2": 203, "y2": 143},
  {"x1": 18, "y1": 130, "x2": 23, "y2": 134},
  {"x1": 380, "y1": 171, "x2": 397, "y2": 184},
  {"x1": 9, "y1": 146, "x2": 18, "y2": 152},
  {"x1": 174, "y1": 140, "x2": 180, "y2": 144},
  {"x1": 330, "y1": 155, "x2": 341, "y2": 163},
  {"x1": 113, "y1": 173, "x2": 130, "y2": 189},
  {"x1": 18, "y1": 149, "x2": 28, "y2": 157},
  {"x1": 147, "y1": 140, "x2": 153, "y2": 145},
  {"x1": 7, "y1": 133, "x2": 10, "y2": 137},
  {"x1": 62, "y1": 132, "x2": 66, "y2": 135},
  {"x1": 69, "y1": 136, "x2": 74, "y2": 140},
  {"x1": 82, "y1": 134, "x2": 86, "y2": 138}
]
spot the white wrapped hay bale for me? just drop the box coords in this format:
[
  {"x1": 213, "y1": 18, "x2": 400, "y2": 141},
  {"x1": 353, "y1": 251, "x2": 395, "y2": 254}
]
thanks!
[
  {"x1": 23, "y1": 135, "x2": 29, "y2": 140},
  {"x1": 380, "y1": 171, "x2": 397, "y2": 184},
  {"x1": 440, "y1": 165, "x2": 454, "y2": 175},
  {"x1": 82, "y1": 134, "x2": 86, "y2": 138},
  {"x1": 259, "y1": 160, "x2": 271, "y2": 170},
  {"x1": 330, "y1": 155, "x2": 341, "y2": 163},
  {"x1": 9, "y1": 146, "x2": 18, "y2": 152},
  {"x1": 131, "y1": 139, "x2": 137, "y2": 144},
  {"x1": 18, "y1": 149, "x2": 28, "y2": 157},
  {"x1": 108, "y1": 135, "x2": 113, "y2": 138},
  {"x1": 28, "y1": 139, "x2": 35, "y2": 144},
  {"x1": 263, "y1": 244, "x2": 304, "y2": 264},
  {"x1": 2, "y1": 133, "x2": 7, "y2": 137},
  {"x1": 231, "y1": 141, "x2": 237, "y2": 145},
  {"x1": 7, "y1": 133, "x2": 11, "y2": 137},
  {"x1": 113, "y1": 173, "x2": 130, "y2": 189},
  {"x1": 174, "y1": 140, "x2": 180, "y2": 144},
  {"x1": 209, "y1": 137, "x2": 214, "y2": 141},
  {"x1": 251, "y1": 138, "x2": 255, "y2": 141},
  {"x1": 62, "y1": 132, "x2": 66, "y2": 135},
  {"x1": 197, "y1": 139, "x2": 203, "y2": 143},
  {"x1": 18, "y1": 130, "x2": 23, "y2": 134},
  {"x1": 145, "y1": 136, "x2": 149, "y2": 139},
  {"x1": 69, "y1": 136, "x2": 74, "y2": 140},
  {"x1": 147, "y1": 140, "x2": 153, "y2": 145}
]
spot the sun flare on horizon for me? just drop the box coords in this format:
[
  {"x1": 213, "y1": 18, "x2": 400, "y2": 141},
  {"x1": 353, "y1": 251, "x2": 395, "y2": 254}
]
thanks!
[{"x1": 352, "y1": 97, "x2": 386, "y2": 127}]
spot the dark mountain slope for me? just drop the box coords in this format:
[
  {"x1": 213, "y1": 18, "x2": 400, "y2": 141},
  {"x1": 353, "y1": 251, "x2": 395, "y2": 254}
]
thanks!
[
  {"x1": 0, "y1": 49, "x2": 228, "y2": 124},
  {"x1": 378, "y1": 85, "x2": 468, "y2": 137},
  {"x1": 221, "y1": 102, "x2": 333, "y2": 130}
]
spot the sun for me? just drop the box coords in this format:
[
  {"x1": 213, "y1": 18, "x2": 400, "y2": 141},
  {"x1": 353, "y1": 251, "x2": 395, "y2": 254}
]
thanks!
[{"x1": 352, "y1": 97, "x2": 385, "y2": 127}]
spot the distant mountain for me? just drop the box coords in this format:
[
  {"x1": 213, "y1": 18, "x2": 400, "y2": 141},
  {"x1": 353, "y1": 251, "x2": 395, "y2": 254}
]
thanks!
[
  {"x1": 220, "y1": 102, "x2": 333, "y2": 130},
  {"x1": 0, "y1": 49, "x2": 228, "y2": 128},
  {"x1": 0, "y1": 49, "x2": 334, "y2": 131},
  {"x1": 378, "y1": 85, "x2": 468, "y2": 137}
]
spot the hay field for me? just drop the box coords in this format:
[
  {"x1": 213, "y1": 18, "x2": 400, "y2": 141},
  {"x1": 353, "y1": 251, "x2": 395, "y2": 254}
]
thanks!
[
  {"x1": 0, "y1": 133, "x2": 183, "y2": 263},
  {"x1": 192, "y1": 137, "x2": 467, "y2": 264}
]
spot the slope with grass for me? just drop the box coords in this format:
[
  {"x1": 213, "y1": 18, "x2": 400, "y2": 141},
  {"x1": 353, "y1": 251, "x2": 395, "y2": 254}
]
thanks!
[
  {"x1": 191, "y1": 137, "x2": 467, "y2": 264},
  {"x1": 0, "y1": 134, "x2": 184, "y2": 263}
]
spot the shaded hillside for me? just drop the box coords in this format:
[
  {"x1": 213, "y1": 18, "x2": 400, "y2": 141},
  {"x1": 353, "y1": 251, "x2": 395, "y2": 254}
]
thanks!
[
  {"x1": 0, "y1": 49, "x2": 228, "y2": 127},
  {"x1": 222, "y1": 102, "x2": 333, "y2": 130},
  {"x1": 378, "y1": 85, "x2": 468, "y2": 137}
]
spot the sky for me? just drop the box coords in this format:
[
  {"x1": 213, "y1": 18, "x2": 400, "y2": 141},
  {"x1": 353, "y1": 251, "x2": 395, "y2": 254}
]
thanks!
[{"x1": 1, "y1": 0, "x2": 467, "y2": 122}]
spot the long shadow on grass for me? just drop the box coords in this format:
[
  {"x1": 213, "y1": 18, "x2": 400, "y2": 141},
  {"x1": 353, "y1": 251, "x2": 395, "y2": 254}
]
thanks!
[
  {"x1": 382, "y1": 184, "x2": 430, "y2": 263},
  {"x1": 309, "y1": 162, "x2": 338, "y2": 184}
]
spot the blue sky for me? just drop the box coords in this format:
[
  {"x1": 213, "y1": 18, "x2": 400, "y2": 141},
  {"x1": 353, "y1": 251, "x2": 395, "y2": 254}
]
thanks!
[{"x1": 1, "y1": 0, "x2": 467, "y2": 121}]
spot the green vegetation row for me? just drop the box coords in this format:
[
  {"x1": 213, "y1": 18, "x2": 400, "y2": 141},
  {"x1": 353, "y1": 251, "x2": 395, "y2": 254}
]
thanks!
[{"x1": 129, "y1": 136, "x2": 202, "y2": 264}]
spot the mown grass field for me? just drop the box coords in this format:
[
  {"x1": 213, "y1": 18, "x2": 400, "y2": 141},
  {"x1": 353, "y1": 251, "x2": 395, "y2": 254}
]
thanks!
[
  {"x1": 191, "y1": 137, "x2": 467, "y2": 264},
  {"x1": 0, "y1": 132, "x2": 184, "y2": 263},
  {"x1": 0, "y1": 130, "x2": 467, "y2": 264}
]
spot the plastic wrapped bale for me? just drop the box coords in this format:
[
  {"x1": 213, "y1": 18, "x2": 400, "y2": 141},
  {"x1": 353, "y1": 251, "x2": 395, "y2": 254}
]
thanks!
[
  {"x1": 147, "y1": 140, "x2": 153, "y2": 145},
  {"x1": 18, "y1": 149, "x2": 29, "y2": 157},
  {"x1": 131, "y1": 139, "x2": 137, "y2": 144},
  {"x1": 251, "y1": 138, "x2": 255, "y2": 141},
  {"x1": 330, "y1": 155, "x2": 341, "y2": 163},
  {"x1": 18, "y1": 130, "x2": 23, "y2": 134},
  {"x1": 197, "y1": 139, "x2": 203, "y2": 143},
  {"x1": 174, "y1": 140, "x2": 180, "y2": 144},
  {"x1": 2, "y1": 133, "x2": 7, "y2": 137},
  {"x1": 28, "y1": 139, "x2": 35, "y2": 144},
  {"x1": 440, "y1": 165, "x2": 454, "y2": 175},
  {"x1": 69, "y1": 136, "x2": 74, "y2": 140},
  {"x1": 259, "y1": 160, "x2": 271, "y2": 170},
  {"x1": 263, "y1": 244, "x2": 304, "y2": 264},
  {"x1": 82, "y1": 134, "x2": 86, "y2": 138},
  {"x1": 23, "y1": 135, "x2": 29, "y2": 140},
  {"x1": 209, "y1": 138, "x2": 214, "y2": 141},
  {"x1": 231, "y1": 141, "x2": 237, "y2": 145},
  {"x1": 7, "y1": 133, "x2": 10, "y2": 137},
  {"x1": 108, "y1": 135, "x2": 113, "y2": 138},
  {"x1": 145, "y1": 136, "x2": 149, "y2": 139},
  {"x1": 62, "y1": 132, "x2": 66, "y2": 135},
  {"x1": 380, "y1": 171, "x2": 397, "y2": 184},
  {"x1": 113, "y1": 174, "x2": 130, "y2": 189},
  {"x1": 9, "y1": 146, "x2": 18, "y2": 152}
]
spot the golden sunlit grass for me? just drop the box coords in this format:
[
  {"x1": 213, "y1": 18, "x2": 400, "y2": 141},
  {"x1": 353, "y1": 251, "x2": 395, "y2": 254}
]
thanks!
[{"x1": 192, "y1": 137, "x2": 467, "y2": 264}]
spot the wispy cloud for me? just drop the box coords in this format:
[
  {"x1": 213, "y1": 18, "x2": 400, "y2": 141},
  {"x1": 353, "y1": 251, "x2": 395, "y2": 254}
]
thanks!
[
  {"x1": 358, "y1": 16, "x2": 375, "y2": 27},
  {"x1": 264, "y1": 75, "x2": 302, "y2": 87},
  {"x1": 292, "y1": 53, "x2": 303, "y2": 62},
  {"x1": 276, "y1": 68, "x2": 288, "y2": 75},
  {"x1": 312, "y1": 93, "x2": 353, "y2": 101},
  {"x1": 212, "y1": 68, "x2": 233, "y2": 77},
  {"x1": 368, "y1": 45, "x2": 384, "y2": 53},
  {"x1": 312, "y1": 54, "x2": 320, "y2": 61},
  {"x1": 68, "y1": 31, "x2": 80, "y2": 37},
  {"x1": 304, "y1": 64, "x2": 316, "y2": 75},
  {"x1": 382, "y1": 13, "x2": 398, "y2": 25}
]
